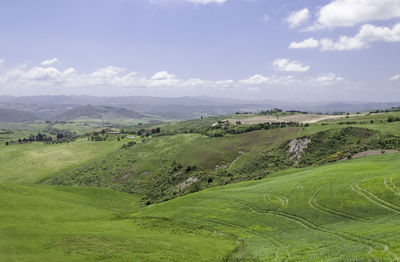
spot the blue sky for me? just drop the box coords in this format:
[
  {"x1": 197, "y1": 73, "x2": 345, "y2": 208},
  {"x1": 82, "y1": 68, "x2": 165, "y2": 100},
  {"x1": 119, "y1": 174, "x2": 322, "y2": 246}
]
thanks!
[{"x1": 0, "y1": 0, "x2": 399, "y2": 101}]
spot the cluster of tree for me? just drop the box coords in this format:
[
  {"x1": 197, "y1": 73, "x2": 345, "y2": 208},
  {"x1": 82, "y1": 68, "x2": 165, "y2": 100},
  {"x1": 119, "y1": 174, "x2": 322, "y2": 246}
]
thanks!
[
  {"x1": 89, "y1": 131, "x2": 108, "y2": 141},
  {"x1": 121, "y1": 141, "x2": 136, "y2": 149},
  {"x1": 286, "y1": 110, "x2": 309, "y2": 114},
  {"x1": 208, "y1": 121, "x2": 301, "y2": 137},
  {"x1": 136, "y1": 127, "x2": 161, "y2": 137},
  {"x1": 370, "y1": 107, "x2": 400, "y2": 114},
  {"x1": 387, "y1": 116, "x2": 400, "y2": 122},
  {"x1": 4, "y1": 132, "x2": 70, "y2": 146},
  {"x1": 260, "y1": 108, "x2": 283, "y2": 115}
]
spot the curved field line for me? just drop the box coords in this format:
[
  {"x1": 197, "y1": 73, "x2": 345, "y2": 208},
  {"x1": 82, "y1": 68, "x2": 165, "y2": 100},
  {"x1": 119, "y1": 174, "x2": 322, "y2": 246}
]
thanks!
[
  {"x1": 384, "y1": 177, "x2": 400, "y2": 196},
  {"x1": 190, "y1": 215, "x2": 289, "y2": 261},
  {"x1": 352, "y1": 182, "x2": 400, "y2": 214},
  {"x1": 260, "y1": 192, "x2": 398, "y2": 261},
  {"x1": 264, "y1": 193, "x2": 288, "y2": 210},
  {"x1": 309, "y1": 185, "x2": 369, "y2": 222}
]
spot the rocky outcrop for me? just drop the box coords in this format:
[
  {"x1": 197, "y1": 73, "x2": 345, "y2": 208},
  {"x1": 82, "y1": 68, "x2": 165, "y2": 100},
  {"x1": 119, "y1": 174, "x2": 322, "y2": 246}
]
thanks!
[{"x1": 288, "y1": 138, "x2": 311, "y2": 165}]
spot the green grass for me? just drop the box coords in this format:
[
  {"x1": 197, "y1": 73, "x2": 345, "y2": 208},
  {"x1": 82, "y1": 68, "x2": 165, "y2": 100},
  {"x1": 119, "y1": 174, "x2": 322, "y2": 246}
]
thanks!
[
  {"x1": 0, "y1": 184, "x2": 235, "y2": 262},
  {"x1": 136, "y1": 153, "x2": 400, "y2": 261},
  {"x1": 48, "y1": 128, "x2": 301, "y2": 202},
  {"x1": 5, "y1": 149, "x2": 400, "y2": 261},
  {"x1": 0, "y1": 122, "x2": 48, "y2": 140},
  {"x1": 301, "y1": 112, "x2": 400, "y2": 136},
  {"x1": 0, "y1": 139, "x2": 124, "y2": 184}
]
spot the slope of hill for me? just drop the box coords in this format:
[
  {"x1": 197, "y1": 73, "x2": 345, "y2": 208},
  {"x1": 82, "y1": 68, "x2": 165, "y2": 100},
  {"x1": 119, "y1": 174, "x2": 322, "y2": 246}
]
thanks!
[
  {"x1": 2, "y1": 153, "x2": 400, "y2": 261},
  {"x1": 54, "y1": 105, "x2": 145, "y2": 121},
  {"x1": 0, "y1": 108, "x2": 39, "y2": 122},
  {"x1": 135, "y1": 153, "x2": 400, "y2": 261}
]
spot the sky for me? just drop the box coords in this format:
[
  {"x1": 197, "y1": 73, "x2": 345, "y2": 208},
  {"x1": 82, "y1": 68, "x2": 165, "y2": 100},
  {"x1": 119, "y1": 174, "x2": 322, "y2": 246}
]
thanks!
[{"x1": 0, "y1": 0, "x2": 399, "y2": 101}]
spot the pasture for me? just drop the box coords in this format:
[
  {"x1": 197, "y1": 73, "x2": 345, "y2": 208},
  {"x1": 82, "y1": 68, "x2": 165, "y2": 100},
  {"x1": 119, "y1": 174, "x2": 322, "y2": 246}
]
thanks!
[{"x1": 0, "y1": 139, "x2": 124, "y2": 184}]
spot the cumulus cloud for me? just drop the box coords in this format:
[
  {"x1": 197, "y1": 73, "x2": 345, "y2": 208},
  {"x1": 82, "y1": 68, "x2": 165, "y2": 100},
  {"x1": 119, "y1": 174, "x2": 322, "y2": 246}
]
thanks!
[
  {"x1": 293, "y1": 23, "x2": 400, "y2": 51},
  {"x1": 0, "y1": 61, "x2": 348, "y2": 98},
  {"x1": 310, "y1": 73, "x2": 344, "y2": 86},
  {"x1": 0, "y1": 59, "x2": 4, "y2": 65},
  {"x1": 40, "y1": 58, "x2": 59, "y2": 66},
  {"x1": 308, "y1": 0, "x2": 400, "y2": 30},
  {"x1": 285, "y1": 8, "x2": 310, "y2": 28},
  {"x1": 289, "y1": 38, "x2": 319, "y2": 49},
  {"x1": 390, "y1": 74, "x2": 400, "y2": 81},
  {"x1": 239, "y1": 74, "x2": 269, "y2": 85},
  {"x1": 272, "y1": 58, "x2": 310, "y2": 72},
  {"x1": 151, "y1": 71, "x2": 176, "y2": 80}
]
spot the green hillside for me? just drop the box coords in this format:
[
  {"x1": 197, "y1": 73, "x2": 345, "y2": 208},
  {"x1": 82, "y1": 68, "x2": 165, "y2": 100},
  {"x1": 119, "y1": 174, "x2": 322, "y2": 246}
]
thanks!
[
  {"x1": 2, "y1": 153, "x2": 400, "y2": 261},
  {"x1": 0, "y1": 139, "x2": 124, "y2": 184},
  {"x1": 136, "y1": 153, "x2": 400, "y2": 261},
  {"x1": 55, "y1": 105, "x2": 145, "y2": 121},
  {"x1": 0, "y1": 184, "x2": 234, "y2": 262},
  {"x1": 48, "y1": 128, "x2": 301, "y2": 203},
  {"x1": 2, "y1": 111, "x2": 400, "y2": 261},
  {"x1": 0, "y1": 108, "x2": 39, "y2": 122}
]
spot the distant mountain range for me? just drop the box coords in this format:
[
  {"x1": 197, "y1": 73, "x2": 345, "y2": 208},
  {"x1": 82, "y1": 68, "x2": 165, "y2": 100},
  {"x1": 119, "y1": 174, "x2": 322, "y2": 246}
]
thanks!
[
  {"x1": 0, "y1": 108, "x2": 39, "y2": 122},
  {"x1": 55, "y1": 105, "x2": 145, "y2": 121},
  {"x1": 0, "y1": 95, "x2": 399, "y2": 122}
]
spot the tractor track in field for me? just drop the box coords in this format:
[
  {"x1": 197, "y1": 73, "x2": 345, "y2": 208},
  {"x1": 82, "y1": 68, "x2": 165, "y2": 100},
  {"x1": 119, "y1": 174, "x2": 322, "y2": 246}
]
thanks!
[
  {"x1": 384, "y1": 177, "x2": 400, "y2": 196},
  {"x1": 309, "y1": 184, "x2": 369, "y2": 222},
  {"x1": 264, "y1": 193, "x2": 289, "y2": 210},
  {"x1": 352, "y1": 182, "x2": 400, "y2": 214},
  {"x1": 190, "y1": 215, "x2": 290, "y2": 261},
  {"x1": 234, "y1": 196, "x2": 399, "y2": 261}
]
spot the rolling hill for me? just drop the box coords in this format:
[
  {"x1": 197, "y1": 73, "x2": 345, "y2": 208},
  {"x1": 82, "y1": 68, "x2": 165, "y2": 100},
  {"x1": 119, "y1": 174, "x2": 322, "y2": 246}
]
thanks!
[
  {"x1": 2, "y1": 153, "x2": 400, "y2": 261},
  {"x1": 54, "y1": 105, "x2": 145, "y2": 121},
  {"x1": 0, "y1": 108, "x2": 39, "y2": 122}
]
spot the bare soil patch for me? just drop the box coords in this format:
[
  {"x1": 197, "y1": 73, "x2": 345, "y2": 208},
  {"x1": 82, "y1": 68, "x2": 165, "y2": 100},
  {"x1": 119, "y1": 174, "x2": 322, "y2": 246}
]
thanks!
[{"x1": 227, "y1": 114, "x2": 361, "y2": 125}]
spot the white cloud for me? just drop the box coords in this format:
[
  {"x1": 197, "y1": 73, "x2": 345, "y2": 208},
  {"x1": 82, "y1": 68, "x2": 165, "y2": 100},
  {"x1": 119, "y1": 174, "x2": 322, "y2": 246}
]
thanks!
[
  {"x1": 151, "y1": 71, "x2": 176, "y2": 80},
  {"x1": 0, "y1": 60, "x2": 348, "y2": 98},
  {"x1": 310, "y1": 73, "x2": 344, "y2": 86},
  {"x1": 272, "y1": 58, "x2": 310, "y2": 72},
  {"x1": 390, "y1": 74, "x2": 400, "y2": 81},
  {"x1": 285, "y1": 8, "x2": 310, "y2": 28},
  {"x1": 0, "y1": 59, "x2": 4, "y2": 66},
  {"x1": 289, "y1": 38, "x2": 319, "y2": 49},
  {"x1": 310, "y1": 0, "x2": 400, "y2": 30},
  {"x1": 239, "y1": 74, "x2": 269, "y2": 85},
  {"x1": 25, "y1": 66, "x2": 61, "y2": 80},
  {"x1": 293, "y1": 23, "x2": 400, "y2": 51},
  {"x1": 40, "y1": 58, "x2": 59, "y2": 66}
]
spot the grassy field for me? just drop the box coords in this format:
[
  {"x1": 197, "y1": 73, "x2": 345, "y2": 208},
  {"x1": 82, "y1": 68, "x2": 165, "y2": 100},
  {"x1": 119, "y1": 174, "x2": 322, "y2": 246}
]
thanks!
[
  {"x1": 0, "y1": 184, "x2": 235, "y2": 262},
  {"x1": 0, "y1": 122, "x2": 48, "y2": 140},
  {"x1": 48, "y1": 128, "x2": 301, "y2": 202},
  {"x1": 0, "y1": 139, "x2": 124, "y2": 184},
  {"x1": 2, "y1": 153, "x2": 400, "y2": 261},
  {"x1": 2, "y1": 111, "x2": 400, "y2": 261},
  {"x1": 137, "y1": 153, "x2": 400, "y2": 261},
  {"x1": 301, "y1": 112, "x2": 400, "y2": 136}
]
